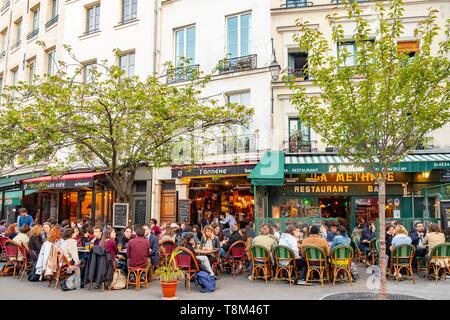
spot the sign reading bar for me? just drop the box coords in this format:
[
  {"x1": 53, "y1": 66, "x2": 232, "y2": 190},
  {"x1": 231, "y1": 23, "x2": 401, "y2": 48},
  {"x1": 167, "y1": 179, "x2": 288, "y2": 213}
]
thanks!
[
  {"x1": 23, "y1": 179, "x2": 94, "y2": 190},
  {"x1": 113, "y1": 203, "x2": 129, "y2": 228},
  {"x1": 178, "y1": 199, "x2": 190, "y2": 224},
  {"x1": 171, "y1": 164, "x2": 255, "y2": 178}
]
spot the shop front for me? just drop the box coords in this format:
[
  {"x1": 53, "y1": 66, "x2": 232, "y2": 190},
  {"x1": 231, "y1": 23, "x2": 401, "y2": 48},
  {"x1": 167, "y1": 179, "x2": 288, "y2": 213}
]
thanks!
[
  {"x1": 250, "y1": 152, "x2": 450, "y2": 231},
  {"x1": 171, "y1": 162, "x2": 256, "y2": 227},
  {"x1": 21, "y1": 171, "x2": 114, "y2": 224}
]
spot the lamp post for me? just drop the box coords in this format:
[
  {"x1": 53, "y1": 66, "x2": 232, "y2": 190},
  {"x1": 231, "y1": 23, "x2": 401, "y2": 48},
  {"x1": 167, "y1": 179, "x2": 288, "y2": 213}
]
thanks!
[{"x1": 269, "y1": 60, "x2": 281, "y2": 81}]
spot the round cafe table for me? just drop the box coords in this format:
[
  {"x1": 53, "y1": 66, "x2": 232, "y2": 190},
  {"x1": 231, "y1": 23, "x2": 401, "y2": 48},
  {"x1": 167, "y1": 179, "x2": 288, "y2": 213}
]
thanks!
[{"x1": 195, "y1": 248, "x2": 219, "y2": 256}]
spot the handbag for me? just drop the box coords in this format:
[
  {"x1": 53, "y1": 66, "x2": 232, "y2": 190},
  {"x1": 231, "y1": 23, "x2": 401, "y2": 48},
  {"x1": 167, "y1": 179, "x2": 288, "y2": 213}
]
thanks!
[{"x1": 111, "y1": 269, "x2": 126, "y2": 290}]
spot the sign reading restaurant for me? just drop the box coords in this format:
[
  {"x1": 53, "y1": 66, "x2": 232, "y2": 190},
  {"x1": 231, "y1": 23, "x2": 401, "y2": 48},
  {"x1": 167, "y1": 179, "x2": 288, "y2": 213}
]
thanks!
[{"x1": 171, "y1": 164, "x2": 255, "y2": 178}]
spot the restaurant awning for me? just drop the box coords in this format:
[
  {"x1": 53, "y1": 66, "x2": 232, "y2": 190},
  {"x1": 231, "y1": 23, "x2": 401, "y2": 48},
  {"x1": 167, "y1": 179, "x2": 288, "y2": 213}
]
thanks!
[
  {"x1": 285, "y1": 153, "x2": 450, "y2": 174},
  {"x1": 3, "y1": 190, "x2": 37, "y2": 206},
  {"x1": 22, "y1": 171, "x2": 106, "y2": 190},
  {"x1": 0, "y1": 171, "x2": 46, "y2": 191},
  {"x1": 249, "y1": 151, "x2": 285, "y2": 186}
]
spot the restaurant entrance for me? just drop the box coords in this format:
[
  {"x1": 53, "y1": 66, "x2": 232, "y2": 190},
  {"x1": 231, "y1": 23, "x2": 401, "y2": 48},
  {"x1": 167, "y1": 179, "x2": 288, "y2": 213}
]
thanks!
[{"x1": 319, "y1": 196, "x2": 350, "y2": 227}]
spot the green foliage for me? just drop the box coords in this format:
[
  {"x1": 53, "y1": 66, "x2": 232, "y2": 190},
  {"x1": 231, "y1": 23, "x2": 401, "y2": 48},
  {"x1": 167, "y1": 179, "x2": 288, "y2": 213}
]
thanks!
[
  {"x1": 285, "y1": 0, "x2": 450, "y2": 176},
  {"x1": 154, "y1": 250, "x2": 184, "y2": 282},
  {"x1": 0, "y1": 45, "x2": 253, "y2": 203}
]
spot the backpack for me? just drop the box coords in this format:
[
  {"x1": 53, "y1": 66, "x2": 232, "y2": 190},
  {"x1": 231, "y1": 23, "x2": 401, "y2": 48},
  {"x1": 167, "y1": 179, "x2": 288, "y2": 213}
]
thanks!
[
  {"x1": 196, "y1": 271, "x2": 216, "y2": 293},
  {"x1": 111, "y1": 269, "x2": 126, "y2": 290}
]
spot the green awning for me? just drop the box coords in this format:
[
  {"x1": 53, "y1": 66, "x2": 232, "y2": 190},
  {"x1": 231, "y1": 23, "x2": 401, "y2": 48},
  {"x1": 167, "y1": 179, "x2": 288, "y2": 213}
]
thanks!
[
  {"x1": 3, "y1": 189, "x2": 36, "y2": 207},
  {"x1": 0, "y1": 171, "x2": 46, "y2": 190},
  {"x1": 285, "y1": 153, "x2": 450, "y2": 174},
  {"x1": 249, "y1": 151, "x2": 285, "y2": 186}
]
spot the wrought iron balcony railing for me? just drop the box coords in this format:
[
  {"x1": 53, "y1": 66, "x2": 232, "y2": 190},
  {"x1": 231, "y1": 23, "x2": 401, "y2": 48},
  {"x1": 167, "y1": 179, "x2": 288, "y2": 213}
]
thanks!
[
  {"x1": 284, "y1": 140, "x2": 318, "y2": 153},
  {"x1": 26, "y1": 28, "x2": 39, "y2": 40},
  {"x1": 45, "y1": 15, "x2": 59, "y2": 29},
  {"x1": 217, "y1": 134, "x2": 257, "y2": 154},
  {"x1": 166, "y1": 64, "x2": 200, "y2": 84},
  {"x1": 287, "y1": 68, "x2": 308, "y2": 79},
  {"x1": 0, "y1": 50, "x2": 5, "y2": 60},
  {"x1": 281, "y1": 0, "x2": 313, "y2": 8},
  {"x1": 10, "y1": 40, "x2": 21, "y2": 51},
  {"x1": 1, "y1": 0, "x2": 10, "y2": 12},
  {"x1": 331, "y1": 0, "x2": 370, "y2": 3},
  {"x1": 218, "y1": 54, "x2": 257, "y2": 74}
]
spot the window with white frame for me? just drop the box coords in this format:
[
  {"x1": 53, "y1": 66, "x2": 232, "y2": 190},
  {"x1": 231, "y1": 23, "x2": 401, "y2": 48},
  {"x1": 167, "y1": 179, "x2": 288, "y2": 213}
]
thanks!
[
  {"x1": 11, "y1": 68, "x2": 18, "y2": 97},
  {"x1": 174, "y1": 25, "x2": 195, "y2": 66},
  {"x1": 119, "y1": 51, "x2": 135, "y2": 76},
  {"x1": 86, "y1": 4, "x2": 100, "y2": 33},
  {"x1": 50, "y1": 0, "x2": 58, "y2": 18},
  {"x1": 14, "y1": 19, "x2": 22, "y2": 44},
  {"x1": 31, "y1": 7, "x2": 40, "y2": 31},
  {"x1": 226, "y1": 13, "x2": 251, "y2": 58},
  {"x1": 122, "y1": 0, "x2": 137, "y2": 23},
  {"x1": 28, "y1": 59, "x2": 36, "y2": 83},
  {"x1": 0, "y1": 29, "x2": 7, "y2": 53},
  {"x1": 47, "y1": 49, "x2": 56, "y2": 75},
  {"x1": 83, "y1": 61, "x2": 96, "y2": 83},
  {"x1": 337, "y1": 40, "x2": 374, "y2": 67},
  {"x1": 222, "y1": 92, "x2": 253, "y2": 153}
]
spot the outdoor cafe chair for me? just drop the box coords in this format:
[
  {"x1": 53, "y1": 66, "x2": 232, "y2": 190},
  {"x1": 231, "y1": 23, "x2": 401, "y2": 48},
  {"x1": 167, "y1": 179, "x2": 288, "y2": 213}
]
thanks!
[
  {"x1": 159, "y1": 239, "x2": 176, "y2": 265},
  {"x1": 369, "y1": 238, "x2": 379, "y2": 266},
  {"x1": 18, "y1": 244, "x2": 32, "y2": 281},
  {"x1": 48, "y1": 254, "x2": 71, "y2": 290},
  {"x1": 249, "y1": 245, "x2": 272, "y2": 283},
  {"x1": 0, "y1": 236, "x2": 8, "y2": 262},
  {"x1": 127, "y1": 266, "x2": 150, "y2": 290},
  {"x1": 174, "y1": 246, "x2": 201, "y2": 293},
  {"x1": 390, "y1": 244, "x2": 416, "y2": 284},
  {"x1": 0, "y1": 240, "x2": 20, "y2": 278},
  {"x1": 272, "y1": 245, "x2": 296, "y2": 287},
  {"x1": 221, "y1": 240, "x2": 246, "y2": 279},
  {"x1": 426, "y1": 243, "x2": 450, "y2": 284},
  {"x1": 351, "y1": 236, "x2": 365, "y2": 265},
  {"x1": 302, "y1": 245, "x2": 330, "y2": 286},
  {"x1": 330, "y1": 245, "x2": 353, "y2": 285}
]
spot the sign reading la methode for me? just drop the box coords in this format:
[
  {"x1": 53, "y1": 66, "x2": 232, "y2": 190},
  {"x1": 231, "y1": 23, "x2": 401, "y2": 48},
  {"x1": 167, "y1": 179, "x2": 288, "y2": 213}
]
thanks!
[{"x1": 172, "y1": 164, "x2": 255, "y2": 178}]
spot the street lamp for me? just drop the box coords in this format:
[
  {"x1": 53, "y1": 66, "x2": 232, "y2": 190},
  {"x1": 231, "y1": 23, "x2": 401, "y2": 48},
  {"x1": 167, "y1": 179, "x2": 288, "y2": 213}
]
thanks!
[{"x1": 269, "y1": 60, "x2": 281, "y2": 81}]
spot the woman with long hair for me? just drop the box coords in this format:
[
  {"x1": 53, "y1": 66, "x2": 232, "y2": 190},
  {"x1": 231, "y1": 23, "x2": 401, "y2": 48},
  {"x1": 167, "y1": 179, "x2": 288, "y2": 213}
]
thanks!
[
  {"x1": 5, "y1": 223, "x2": 18, "y2": 239},
  {"x1": 200, "y1": 225, "x2": 220, "y2": 250},
  {"x1": 28, "y1": 224, "x2": 44, "y2": 262}
]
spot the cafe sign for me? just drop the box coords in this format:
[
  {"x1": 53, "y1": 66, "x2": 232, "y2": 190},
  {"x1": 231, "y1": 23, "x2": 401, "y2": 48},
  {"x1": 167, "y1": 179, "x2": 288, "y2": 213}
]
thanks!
[
  {"x1": 171, "y1": 164, "x2": 255, "y2": 178},
  {"x1": 23, "y1": 179, "x2": 94, "y2": 190}
]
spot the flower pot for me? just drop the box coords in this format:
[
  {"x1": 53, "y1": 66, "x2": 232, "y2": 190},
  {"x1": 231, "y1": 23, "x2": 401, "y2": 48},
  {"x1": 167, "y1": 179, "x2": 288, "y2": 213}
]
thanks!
[{"x1": 160, "y1": 280, "x2": 179, "y2": 300}]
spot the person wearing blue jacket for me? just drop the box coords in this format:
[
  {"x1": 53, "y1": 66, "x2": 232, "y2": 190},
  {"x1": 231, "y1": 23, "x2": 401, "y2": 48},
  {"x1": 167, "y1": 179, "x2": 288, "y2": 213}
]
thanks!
[
  {"x1": 18, "y1": 208, "x2": 33, "y2": 228},
  {"x1": 359, "y1": 222, "x2": 376, "y2": 253}
]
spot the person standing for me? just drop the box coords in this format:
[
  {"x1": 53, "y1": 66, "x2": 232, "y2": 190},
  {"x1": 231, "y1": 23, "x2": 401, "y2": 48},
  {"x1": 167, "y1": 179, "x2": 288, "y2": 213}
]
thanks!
[{"x1": 17, "y1": 208, "x2": 33, "y2": 229}]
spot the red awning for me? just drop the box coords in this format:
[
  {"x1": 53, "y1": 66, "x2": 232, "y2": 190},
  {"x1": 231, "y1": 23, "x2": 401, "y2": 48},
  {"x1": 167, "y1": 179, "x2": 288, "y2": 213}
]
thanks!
[{"x1": 22, "y1": 171, "x2": 106, "y2": 184}]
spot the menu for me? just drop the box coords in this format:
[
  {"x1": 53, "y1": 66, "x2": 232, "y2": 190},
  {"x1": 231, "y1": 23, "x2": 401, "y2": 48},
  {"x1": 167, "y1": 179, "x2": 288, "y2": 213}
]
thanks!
[
  {"x1": 178, "y1": 199, "x2": 190, "y2": 223},
  {"x1": 113, "y1": 203, "x2": 129, "y2": 228}
]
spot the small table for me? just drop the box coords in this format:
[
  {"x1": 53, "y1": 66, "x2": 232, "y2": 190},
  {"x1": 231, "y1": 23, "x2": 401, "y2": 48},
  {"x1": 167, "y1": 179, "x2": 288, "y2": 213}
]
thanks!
[
  {"x1": 195, "y1": 248, "x2": 219, "y2": 256},
  {"x1": 77, "y1": 248, "x2": 90, "y2": 253}
]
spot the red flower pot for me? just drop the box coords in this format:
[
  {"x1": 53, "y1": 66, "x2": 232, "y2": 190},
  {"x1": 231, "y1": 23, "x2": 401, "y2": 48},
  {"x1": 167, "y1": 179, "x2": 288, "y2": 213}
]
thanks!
[{"x1": 160, "y1": 280, "x2": 179, "y2": 299}]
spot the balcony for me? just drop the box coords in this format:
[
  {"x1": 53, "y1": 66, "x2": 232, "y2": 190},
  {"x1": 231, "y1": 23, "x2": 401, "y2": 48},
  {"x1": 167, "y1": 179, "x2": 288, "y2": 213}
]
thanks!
[
  {"x1": 284, "y1": 140, "x2": 318, "y2": 153},
  {"x1": 166, "y1": 64, "x2": 199, "y2": 84},
  {"x1": 1, "y1": 0, "x2": 10, "y2": 12},
  {"x1": 10, "y1": 40, "x2": 21, "y2": 51},
  {"x1": 45, "y1": 15, "x2": 59, "y2": 29},
  {"x1": 217, "y1": 134, "x2": 257, "y2": 154},
  {"x1": 331, "y1": 0, "x2": 370, "y2": 3},
  {"x1": 26, "y1": 28, "x2": 39, "y2": 40},
  {"x1": 218, "y1": 54, "x2": 257, "y2": 74},
  {"x1": 287, "y1": 68, "x2": 308, "y2": 80},
  {"x1": 281, "y1": 0, "x2": 313, "y2": 8},
  {"x1": 0, "y1": 50, "x2": 5, "y2": 60}
]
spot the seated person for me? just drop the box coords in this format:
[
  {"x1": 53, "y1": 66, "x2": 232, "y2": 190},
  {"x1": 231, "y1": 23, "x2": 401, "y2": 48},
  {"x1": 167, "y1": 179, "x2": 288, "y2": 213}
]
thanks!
[
  {"x1": 359, "y1": 222, "x2": 376, "y2": 253},
  {"x1": 220, "y1": 224, "x2": 245, "y2": 258},
  {"x1": 28, "y1": 225, "x2": 44, "y2": 263},
  {"x1": 390, "y1": 224, "x2": 412, "y2": 278},
  {"x1": 331, "y1": 225, "x2": 351, "y2": 249},
  {"x1": 182, "y1": 233, "x2": 216, "y2": 279},
  {"x1": 423, "y1": 223, "x2": 447, "y2": 269},
  {"x1": 90, "y1": 226, "x2": 103, "y2": 246},
  {"x1": 200, "y1": 225, "x2": 220, "y2": 250},
  {"x1": 101, "y1": 228, "x2": 126, "y2": 274},
  {"x1": 212, "y1": 223, "x2": 224, "y2": 242},
  {"x1": 181, "y1": 225, "x2": 200, "y2": 245},
  {"x1": 127, "y1": 226, "x2": 151, "y2": 280},
  {"x1": 252, "y1": 224, "x2": 278, "y2": 254},
  {"x1": 326, "y1": 223, "x2": 338, "y2": 243},
  {"x1": 13, "y1": 224, "x2": 31, "y2": 262},
  {"x1": 409, "y1": 222, "x2": 427, "y2": 258},
  {"x1": 279, "y1": 225, "x2": 305, "y2": 283},
  {"x1": 143, "y1": 224, "x2": 160, "y2": 266}
]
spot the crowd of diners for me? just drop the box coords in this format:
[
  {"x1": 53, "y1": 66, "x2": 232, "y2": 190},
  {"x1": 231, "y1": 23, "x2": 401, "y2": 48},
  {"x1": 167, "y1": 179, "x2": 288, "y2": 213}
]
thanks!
[{"x1": 1, "y1": 208, "x2": 449, "y2": 288}]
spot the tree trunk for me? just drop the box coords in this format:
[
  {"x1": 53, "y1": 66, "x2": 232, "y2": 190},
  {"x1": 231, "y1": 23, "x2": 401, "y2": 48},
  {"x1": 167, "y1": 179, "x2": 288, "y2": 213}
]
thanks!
[{"x1": 378, "y1": 175, "x2": 388, "y2": 298}]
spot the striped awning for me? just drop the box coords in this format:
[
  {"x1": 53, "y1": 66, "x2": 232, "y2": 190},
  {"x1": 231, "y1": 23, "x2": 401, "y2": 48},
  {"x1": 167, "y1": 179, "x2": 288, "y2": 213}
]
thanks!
[{"x1": 285, "y1": 153, "x2": 450, "y2": 174}]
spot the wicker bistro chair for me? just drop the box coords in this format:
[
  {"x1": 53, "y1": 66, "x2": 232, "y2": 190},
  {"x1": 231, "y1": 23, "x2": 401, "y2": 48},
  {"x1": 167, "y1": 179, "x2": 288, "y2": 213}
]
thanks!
[
  {"x1": 48, "y1": 254, "x2": 72, "y2": 289},
  {"x1": 426, "y1": 243, "x2": 450, "y2": 284},
  {"x1": 18, "y1": 244, "x2": 32, "y2": 281},
  {"x1": 0, "y1": 236, "x2": 8, "y2": 262},
  {"x1": 369, "y1": 239, "x2": 379, "y2": 266},
  {"x1": 249, "y1": 245, "x2": 272, "y2": 283},
  {"x1": 330, "y1": 245, "x2": 354, "y2": 285},
  {"x1": 351, "y1": 236, "x2": 366, "y2": 265},
  {"x1": 159, "y1": 240, "x2": 176, "y2": 265},
  {"x1": 0, "y1": 240, "x2": 21, "y2": 278},
  {"x1": 302, "y1": 246, "x2": 330, "y2": 286},
  {"x1": 127, "y1": 266, "x2": 149, "y2": 290},
  {"x1": 390, "y1": 244, "x2": 416, "y2": 284},
  {"x1": 272, "y1": 245, "x2": 296, "y2": 286},
  {"x1": 221, "y1": 241, "x2": 246, "y2": 278},
  {"x1": 174, "y1": 247, "x2": 201, "y2": 293}
]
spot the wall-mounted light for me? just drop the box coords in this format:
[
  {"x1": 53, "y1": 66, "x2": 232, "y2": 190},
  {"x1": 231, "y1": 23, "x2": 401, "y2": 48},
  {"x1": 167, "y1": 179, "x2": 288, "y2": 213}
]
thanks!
[{"x1": 422, "y1": 171, "x2": 430, "y2": 179}]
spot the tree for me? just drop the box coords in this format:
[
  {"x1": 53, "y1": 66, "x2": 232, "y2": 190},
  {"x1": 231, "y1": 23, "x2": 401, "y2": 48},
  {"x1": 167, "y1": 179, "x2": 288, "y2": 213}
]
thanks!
[
  {"x1": 0, "y1": 46, "x2": 253, "y2": 217},
  {"x1": 286, "y1": 0, "x2": 450, "y2": 297}
]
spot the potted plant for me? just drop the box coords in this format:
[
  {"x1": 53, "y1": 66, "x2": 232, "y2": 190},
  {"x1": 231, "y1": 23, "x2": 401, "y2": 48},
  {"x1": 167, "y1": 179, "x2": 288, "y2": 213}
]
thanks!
[{"x1": 154, "y1": 250, "x2": 184, "y2": 300}]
